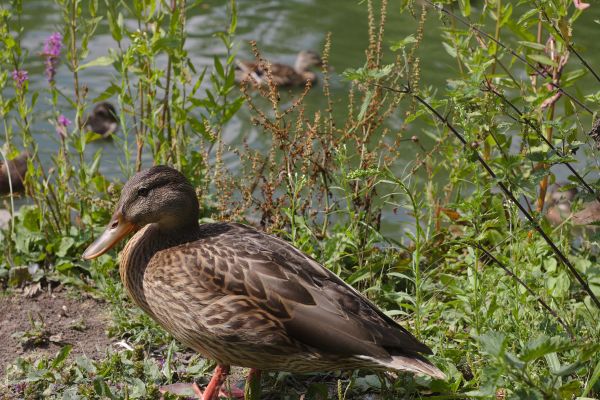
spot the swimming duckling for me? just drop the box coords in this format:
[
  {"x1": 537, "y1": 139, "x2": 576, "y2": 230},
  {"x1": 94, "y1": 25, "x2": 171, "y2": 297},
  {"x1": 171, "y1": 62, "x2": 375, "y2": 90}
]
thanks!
[
  {"x1": 84, "y1": 102, "x2": 119, "y2": 138},
  {"x1": 235, "y1": 50, "x2": 323, "y2": 87}
]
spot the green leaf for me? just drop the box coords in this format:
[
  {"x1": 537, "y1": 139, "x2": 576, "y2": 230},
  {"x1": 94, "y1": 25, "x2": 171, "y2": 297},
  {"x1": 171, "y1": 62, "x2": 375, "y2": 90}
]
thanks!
[
  {"x1": 563, "y1": 68, "x2": 587, "y2": 84},
  {"x1": 459, "y1": 0, "x2": 470, "y2": 16},
  {"x1": 93, "y1": 377, "x2": 114, "y2": 398},
  {"x1": 477, "y1": 331, "x2": 506, "y2": 357},
  {"x1": 77, "y1": 56, "x2": 115, "y2": 71},
  {"x1": 552, "y1": 361, "x2": 582, "y2": 377},
  {"x1": 76, "y1": 356, "x2": 97, "y2": 374},
  {"x1": 56, "y1": 237, "x2": 76, "y2": 258},
  {"x1": 504, "y1": 351, "x2": 525, "y2": 370},
  {"x1": 559, "y1": 380, "x2": 582, "y2": 398},
  {"x1": 582, "y1": 357, "x2": 600, "y2": 396},
  {"x1": 390, "y1": 34, "x2": 417, "y2": 51},
  {"x1": 518, "y1": 41, "x2": 546, "y2": 51},
  {"x1": 521, "y1": 336, "x2": 573, "y2": 362},
  {"x1": 21, "y1": 206, "x2": 40, "y2": 231},
  {"x1": 213, "y1": 56, "x2": 225, "y2": 80},
  {"x1": 93, "y1": 84, "x2": 120, "y2": 103},
  {"x1": 527, "y1": 54, "x2": 558, "y2": 67},
  {"x1": 357, "y1": 89, "x2": 374, "y2": 121},
  {"x1": 442, "y1": 42, "x2": 457, "y2": 58},
  {"x1": 51, "y1": 345, "x2": 72, "y2": 369},
  {"x1": 342, "y1": 64, "x2": 393, "y2": 82}
]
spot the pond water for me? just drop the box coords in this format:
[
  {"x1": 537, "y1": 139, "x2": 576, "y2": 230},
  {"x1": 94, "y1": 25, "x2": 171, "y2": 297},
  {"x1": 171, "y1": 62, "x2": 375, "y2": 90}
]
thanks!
[{"x1": 6, "y1": 0, "x2": 600, "y2": 236}]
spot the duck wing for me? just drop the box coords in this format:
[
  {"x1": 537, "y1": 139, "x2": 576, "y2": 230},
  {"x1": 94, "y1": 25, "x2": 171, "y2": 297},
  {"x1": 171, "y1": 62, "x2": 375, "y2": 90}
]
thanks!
[
  {"x1": 235, "y1": 60, "x2": 300, "y2": 86},
  {"x1": 148, "y1": 223, "x2": 433, "y2": 361}
]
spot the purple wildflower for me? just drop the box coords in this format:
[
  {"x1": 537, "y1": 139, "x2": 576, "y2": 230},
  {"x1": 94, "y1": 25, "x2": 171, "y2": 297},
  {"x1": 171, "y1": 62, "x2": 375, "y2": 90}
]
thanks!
[
  {"x1": 11, "y1": 69, "x2": 28, "y2": 90},
  {"x1": 56, "y1": 114, "x2": 71, "y2": 139},
  {"x1": 42, "y1": 32, "x2": 63, "y2": 83},
  {"x1": 58, "y1": 114, "x2": 71, "y2": 127},
  {"x1": 43, "y1": 32, "x2": 63, "y2": 57}
]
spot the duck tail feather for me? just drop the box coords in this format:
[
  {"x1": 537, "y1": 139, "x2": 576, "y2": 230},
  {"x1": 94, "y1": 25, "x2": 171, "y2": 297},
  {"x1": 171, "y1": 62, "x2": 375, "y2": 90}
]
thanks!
[{"x1": 364, "y1": 354, "x2": 445, "y2": 380}]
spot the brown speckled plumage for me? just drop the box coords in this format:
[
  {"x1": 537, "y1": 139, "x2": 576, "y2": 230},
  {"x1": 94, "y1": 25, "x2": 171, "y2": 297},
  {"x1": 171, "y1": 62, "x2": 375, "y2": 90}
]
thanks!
[
  {"x1": 84, "y1": 166, "x2": 445, "y2": 388},
  {"x1": 235, "y1": 50, "x2": 322, "y2": 88},
  {"x1": 0, "y1": 152, "x2": 28, "y2": 196}
]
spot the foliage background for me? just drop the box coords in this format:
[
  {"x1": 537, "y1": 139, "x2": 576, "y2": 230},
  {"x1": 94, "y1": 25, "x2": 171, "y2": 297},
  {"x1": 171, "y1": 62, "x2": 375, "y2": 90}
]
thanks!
[{"x1": 1, "y1": 0, "x2": 600, "y2": 398}]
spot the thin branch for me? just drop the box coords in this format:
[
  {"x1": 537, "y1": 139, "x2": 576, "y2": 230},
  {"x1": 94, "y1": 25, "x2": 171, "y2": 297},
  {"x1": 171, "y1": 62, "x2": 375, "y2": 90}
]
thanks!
[
  {"x1": 423, "y1": 0, "x2": 592, "y2": 114},
  {"x1": 474, "y1": 243, "x2": 575, "y2": 340},
  {"x1": 483, "y1": 80, "x2": 600, "y2": 205},
  {"x1": 374, "y1": 82, "x2": 600, "y2": 309},
  {"x1": 534, "y1": 0, "x2": 600, "y2": 84}
]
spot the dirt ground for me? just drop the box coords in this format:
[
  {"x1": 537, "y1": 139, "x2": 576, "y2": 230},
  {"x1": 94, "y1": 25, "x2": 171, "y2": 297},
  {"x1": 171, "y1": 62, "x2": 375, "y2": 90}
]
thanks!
[{"x1": 0, "y1": 287, "x2": 112, "y2": 374}]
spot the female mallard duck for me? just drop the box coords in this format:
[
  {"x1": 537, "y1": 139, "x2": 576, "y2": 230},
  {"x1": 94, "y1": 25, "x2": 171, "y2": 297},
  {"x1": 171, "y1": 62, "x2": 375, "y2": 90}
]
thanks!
[
  {"x1": 235, "y1": 50, "x2": 323, "y2": 88},
  {"x1": 84, "y1": 102, "x2": 119, "y2": 138},
  {"x1": 83, "y1": 166, "x2": 444, "y2": 399},
  {"x1": 0, "y1": 152, "x2": 29, "y2": 196}
]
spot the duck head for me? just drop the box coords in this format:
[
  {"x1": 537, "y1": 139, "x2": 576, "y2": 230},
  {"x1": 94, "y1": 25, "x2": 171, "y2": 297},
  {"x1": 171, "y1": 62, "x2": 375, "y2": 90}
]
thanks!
[
  {"x1": 82, "y1": 165, "x2": 199, "y2": 260},
  {"x1": 294, "y1": 50, "x2": 323, "y2": 73},
  {"x1": 84, "y1": 102, "x2": 119, "y2": 137}
]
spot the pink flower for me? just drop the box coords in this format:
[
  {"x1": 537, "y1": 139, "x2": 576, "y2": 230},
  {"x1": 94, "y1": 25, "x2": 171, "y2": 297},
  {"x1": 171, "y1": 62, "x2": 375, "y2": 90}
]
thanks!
[
  {"x1": 573, "y1": 0, "x2": 590, "y2": 10},
  {"x1": 11, "y1": 69, "x2": 28, "y2": 90},
  {"x1": 56, "y1": 114, "x2": 71, "y2": 139},
  {"x1": 43, "y1": 32, "x2": 63, "y2": 83},
  {"x1": 43, "y1": 32, "x2": 63, "y2": 57},
  {"x1": 58, "y1": 114, "x2": 71, "y2": 127}
]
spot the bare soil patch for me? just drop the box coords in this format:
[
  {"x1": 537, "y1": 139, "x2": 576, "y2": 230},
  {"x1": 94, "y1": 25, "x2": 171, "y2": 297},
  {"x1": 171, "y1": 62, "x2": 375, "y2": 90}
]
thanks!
[{"x1": 0, "y1": 287, "x2": 112, "y2": 374}]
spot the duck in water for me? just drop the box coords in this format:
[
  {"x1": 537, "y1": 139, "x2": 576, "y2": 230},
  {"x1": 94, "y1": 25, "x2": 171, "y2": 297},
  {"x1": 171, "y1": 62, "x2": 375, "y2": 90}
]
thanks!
[
  {"x1": 84, "y1": 102, "x2": 119, "y2": 138},
  {"x1": 235, "y1": 50, "x2": 323, "y2": 88}
]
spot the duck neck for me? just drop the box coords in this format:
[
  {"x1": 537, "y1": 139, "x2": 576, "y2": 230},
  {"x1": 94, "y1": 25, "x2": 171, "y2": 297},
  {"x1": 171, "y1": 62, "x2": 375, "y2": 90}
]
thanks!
[
  {"x1": 119, "y1": 221, "x2": 200, "y2": 317},
  {"x1": 294, "y1": 57, "x2": 307, "y2": 73}
]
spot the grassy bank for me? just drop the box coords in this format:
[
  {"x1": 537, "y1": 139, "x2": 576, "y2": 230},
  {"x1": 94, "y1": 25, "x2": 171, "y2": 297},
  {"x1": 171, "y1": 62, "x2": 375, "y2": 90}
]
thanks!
[{"x1": 1, "y1": 0, "x2": 599, "y2": 398}]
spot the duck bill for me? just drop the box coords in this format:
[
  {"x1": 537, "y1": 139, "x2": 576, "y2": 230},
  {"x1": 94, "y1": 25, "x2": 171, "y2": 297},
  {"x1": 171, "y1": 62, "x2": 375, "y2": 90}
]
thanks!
[{"x1": 82, "y1": 212, "x2": 136, "y2": 260}]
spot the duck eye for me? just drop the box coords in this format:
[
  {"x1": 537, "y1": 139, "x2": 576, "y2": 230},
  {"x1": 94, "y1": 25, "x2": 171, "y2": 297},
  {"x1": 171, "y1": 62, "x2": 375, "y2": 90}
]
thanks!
[{"x1": 137, "y1": 187, "x2": 149, "y2": 197}]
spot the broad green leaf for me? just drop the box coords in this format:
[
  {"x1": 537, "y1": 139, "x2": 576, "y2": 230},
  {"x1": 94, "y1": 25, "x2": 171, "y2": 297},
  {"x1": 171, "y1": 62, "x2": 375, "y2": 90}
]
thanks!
[
  {"x1": 527, "y1": 54, "x2": 558, "y2": 67},
  {"x1": 477, "y1": 331, "x2": 506, "y2": 357},
  {"x1": 518, "y1": 41, "x2": 546, "y2": 51},
  {"x1": 552, "y1": 361, "x2": 583, "y2": 377},
  {"x1": 390, "y1": 34, "x2": 417, "y2": 51},
  {"x1": 57, "y1": 237, "x2": 75, "y2": 258},
  {"x1": 93, "y1": 377, "x2": 114, "y2": 398},
  {"x1": 521, "y1": 336, "x2": 573, "y2": 362},
  {"x1": 93, "y1": 84, "x2": 120, "y2": 103},
  {"x1": 77, "y1": 56, "x2": 115, "y2": 71}
]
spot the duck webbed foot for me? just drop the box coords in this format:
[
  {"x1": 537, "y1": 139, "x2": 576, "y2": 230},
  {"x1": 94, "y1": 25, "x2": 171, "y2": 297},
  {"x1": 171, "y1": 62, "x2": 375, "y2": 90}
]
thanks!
[
  {"x1": 159, "y1": 364, "x2": 244, "y2": 400},
  {"x1": 195, "y1": 364, "x2": 245, "y2": 400}
]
